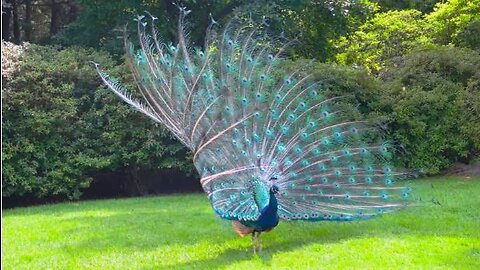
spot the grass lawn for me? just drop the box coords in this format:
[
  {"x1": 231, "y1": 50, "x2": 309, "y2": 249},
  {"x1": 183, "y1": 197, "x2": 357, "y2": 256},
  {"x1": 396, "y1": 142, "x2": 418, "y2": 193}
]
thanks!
[{"x1": 2, "y1": 177, "x2": 480, "y2": 269}]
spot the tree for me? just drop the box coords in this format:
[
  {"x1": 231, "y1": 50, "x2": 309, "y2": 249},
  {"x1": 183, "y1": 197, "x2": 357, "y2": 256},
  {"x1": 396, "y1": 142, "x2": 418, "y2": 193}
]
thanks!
[
  {"x1": 426, "y1": 0, "x2": 480, "y2": 47},
  {"x1": 23, "y1": 0, "x2": 33, "y2": 41},
  {"x1": 2, "y1": 0, "x2": 13, "y2": 40},
  {"x1": 54, "y1": 0, "x2": 380, "y2": 61},
  {"x1": 234, "y1": 0, "x2": 379, "y2": 61},
  {"x1": 371, "y1": 0, "x2": 442, "y2": 13},
  {"x1": 54, "y1": 0, "x2": 245, "y2": 57},
  {"x1": 335, "y1": 9, "x2": 432, "y2": 73},
  {"x1": 1, "y1": 0, "x2": 78, "y2": 44},
  {"x1": 12, "y1": 0, "x2": 21, "y2": 43}
]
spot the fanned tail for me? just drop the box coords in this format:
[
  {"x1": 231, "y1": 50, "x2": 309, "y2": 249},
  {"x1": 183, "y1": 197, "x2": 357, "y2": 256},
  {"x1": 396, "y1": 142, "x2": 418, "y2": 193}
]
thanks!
[{"x1": 95, "y1": 7, "x2": 413, "y2": 222}]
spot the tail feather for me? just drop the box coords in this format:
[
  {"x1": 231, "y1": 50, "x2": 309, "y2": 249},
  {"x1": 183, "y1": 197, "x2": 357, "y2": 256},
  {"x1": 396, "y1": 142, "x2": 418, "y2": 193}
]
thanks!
[{"x1": 95, "y1": 8, "x2": 413, "y2": 222}]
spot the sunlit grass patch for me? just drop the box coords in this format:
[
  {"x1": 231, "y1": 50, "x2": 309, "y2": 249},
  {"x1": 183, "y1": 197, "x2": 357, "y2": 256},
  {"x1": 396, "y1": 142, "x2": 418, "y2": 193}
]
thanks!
[{"x1": 2, "y1": 177, "x2": 479, "y2": 269}]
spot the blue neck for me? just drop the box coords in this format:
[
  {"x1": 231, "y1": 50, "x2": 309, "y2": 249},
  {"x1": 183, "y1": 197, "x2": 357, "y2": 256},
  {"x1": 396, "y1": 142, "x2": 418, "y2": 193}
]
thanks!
[{"x1": 262, "y1": 191, "x2": 277, "y2": 214}]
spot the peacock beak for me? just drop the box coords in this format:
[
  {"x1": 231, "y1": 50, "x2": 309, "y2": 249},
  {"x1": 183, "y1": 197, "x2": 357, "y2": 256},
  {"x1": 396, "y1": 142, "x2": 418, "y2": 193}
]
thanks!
[{"x1": 270, "y1": 185, "x2": 280, "y2": 194}]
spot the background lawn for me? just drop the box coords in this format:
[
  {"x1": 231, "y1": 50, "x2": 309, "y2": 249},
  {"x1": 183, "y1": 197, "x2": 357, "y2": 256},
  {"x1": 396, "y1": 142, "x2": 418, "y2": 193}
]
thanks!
[{"x1": 2, "y1": 177, "x2": 480, "y2": 269}]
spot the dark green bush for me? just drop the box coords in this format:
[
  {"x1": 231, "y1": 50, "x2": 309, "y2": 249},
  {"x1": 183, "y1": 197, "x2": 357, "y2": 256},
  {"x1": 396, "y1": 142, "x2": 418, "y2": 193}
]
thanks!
[
  {"x1": 2, "y1": 44, "x2": 191, "y2": 199},
  {"x1": 455, "y1": 19, "x2": 480, "y2": 52},
  {"x1": 376, "y1": 46, "x2": 480, "y2": 173}
]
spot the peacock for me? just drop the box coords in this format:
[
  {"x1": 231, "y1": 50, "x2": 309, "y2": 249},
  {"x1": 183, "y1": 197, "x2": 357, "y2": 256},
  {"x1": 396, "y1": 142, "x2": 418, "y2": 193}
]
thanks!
[{"x1": 93, "y1": 7, "x2": 412, "y2": 253}]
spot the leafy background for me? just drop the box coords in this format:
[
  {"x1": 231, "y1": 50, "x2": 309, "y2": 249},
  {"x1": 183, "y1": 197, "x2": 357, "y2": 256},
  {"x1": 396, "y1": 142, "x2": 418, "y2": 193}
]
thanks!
[{"x1": 2, "y1": 0, "x2": 479, "y2": 202}]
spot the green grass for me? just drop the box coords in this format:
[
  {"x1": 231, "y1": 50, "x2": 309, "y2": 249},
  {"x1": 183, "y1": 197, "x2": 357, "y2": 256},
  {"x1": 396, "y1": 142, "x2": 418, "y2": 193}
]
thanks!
[{"x1": 2, "y1": 177, "x2": 480, "y2": 269}]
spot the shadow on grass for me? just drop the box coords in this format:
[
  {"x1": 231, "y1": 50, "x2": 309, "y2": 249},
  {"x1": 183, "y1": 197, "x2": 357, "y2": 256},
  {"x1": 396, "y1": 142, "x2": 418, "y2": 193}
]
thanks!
[
  {"x1": 142, "y1": 238, "x2": 317, "y2": 270},
  {"x1": 67, "y1": 196, "x2": 480, "y2": 269},
  {"x1": 56, "y1": 209, "x2": 377, "y2": 268},
  {"x1": 56, "y1": 205, "x2": 443, "y2": 269},
  {"x1": 4, "y1": 178, "x2": 479, "y2": 269}
]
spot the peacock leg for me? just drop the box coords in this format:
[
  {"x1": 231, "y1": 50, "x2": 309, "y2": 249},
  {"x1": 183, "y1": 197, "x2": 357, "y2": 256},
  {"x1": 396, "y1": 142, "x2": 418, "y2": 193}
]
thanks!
[
  {"x1": 251, "y1": 232, "x2": 256, "y2": 254},
  {"x1": 251, "y1": 231, "x2": 259, "y2": 254},
  {"x1": 257, "y1": 232, "x2": 262, "y2": 252}
]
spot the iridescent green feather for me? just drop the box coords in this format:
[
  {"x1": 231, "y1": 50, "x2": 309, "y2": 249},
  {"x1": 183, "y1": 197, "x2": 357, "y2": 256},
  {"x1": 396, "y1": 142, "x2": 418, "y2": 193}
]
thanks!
[{"x1": 94, "y1": 8, "x2": 412, "y2": 223}]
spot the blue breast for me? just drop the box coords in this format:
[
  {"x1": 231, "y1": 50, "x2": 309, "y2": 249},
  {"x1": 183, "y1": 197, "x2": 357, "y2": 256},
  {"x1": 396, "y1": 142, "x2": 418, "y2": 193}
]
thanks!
[{"x1": 240, "y1": 192, "x2": 279, "y2": 232}]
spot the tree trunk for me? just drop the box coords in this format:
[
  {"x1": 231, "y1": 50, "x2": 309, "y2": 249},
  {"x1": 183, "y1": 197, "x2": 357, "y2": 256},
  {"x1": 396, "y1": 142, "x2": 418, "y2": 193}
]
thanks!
[
  {"x1": 12, "y1": 0, "x2": 21, "y2": 43},
  {"x1": 67, "y1": 0, "x2": 78, "y2": 24},
  {"x1": 2, "y1": 0, "x2": 13, "y2": 41},
  {"x1": 24, "y1": 0, "x2": 33, "y2": 41},
  {"x1": 50, "y1": 0, "x2": 60, "y2": 35}
]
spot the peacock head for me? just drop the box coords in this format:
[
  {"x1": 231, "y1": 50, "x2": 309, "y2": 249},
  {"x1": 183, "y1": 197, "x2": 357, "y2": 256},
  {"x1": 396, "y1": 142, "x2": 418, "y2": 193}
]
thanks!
[
  {"x1": 270, "y1": 185, "x2": 280, "y2": 194},
  {"x1": 269, "y1": 176, "x2": 280, "y2": 194}
]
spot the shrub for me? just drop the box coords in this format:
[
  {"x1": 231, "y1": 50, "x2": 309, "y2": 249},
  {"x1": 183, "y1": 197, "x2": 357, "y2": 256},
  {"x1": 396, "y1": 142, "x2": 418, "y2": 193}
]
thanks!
[
  {"x1": 454, "y1": 19, "x2": 480, "y2": 52},
  {"x1": 2, "y1": 44, "x2": 190, "y2": 199},
  {"x1": 1, "y1": 41, "x2": 28, "y2": 81},
  {"x1": 377, "y1": 46, "x2": 480, "y2": 173}
]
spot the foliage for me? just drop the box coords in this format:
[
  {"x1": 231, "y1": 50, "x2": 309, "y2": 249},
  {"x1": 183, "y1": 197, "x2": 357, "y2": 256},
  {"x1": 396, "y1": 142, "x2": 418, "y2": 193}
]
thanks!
[
  {"x1": 235, "y1": 0, "x2": 379, "y2": 61},
  {"x1": 376, "y1": 46, "x2": 480, "y2": 173},
  {"x1": 306, "y1": 57, "x2": 480, "y2": 173},
  {"x1": 371, "y1": 0, "x2": 441, "y2": 13},
  {"x1": 426, "y1": 0, "x2": 480, "y2": 48},
  {"x1": 1, "y1": 41, "x2": 28, "y2": 80},
  {"x1": 54, "y1": 0, "x2": 381, "y2": 61},
  {"x1": 3, "y1": 178, "x2": 480, "y2": 269},
  {"x1": 335, "y1": 9, "x2": 432, "y2": 73},
  {"x1": 2, "y1": 0, "x2": 78, "y2": 43},
  {"x1": 335, "y1": 0, "x2": 480, "y2": 72},
  {"x1": 3, "y1": 0, "x2": 480, "y2": 201},
  {"x1": 454, "y1": 19, "x2": 480, "y2": 52},
  {"x1": 2, "y1": 44, "x2": 190, "y2": 199},
  {"x1": 54, "y1": 0, "x2": 247, "y2": 57},
  {"x1": 457, "y1": 70, "x2": 480, "y2": 151},
  {"x1": 312, "y1": 63, "x2": 381, "y2": 111}
]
